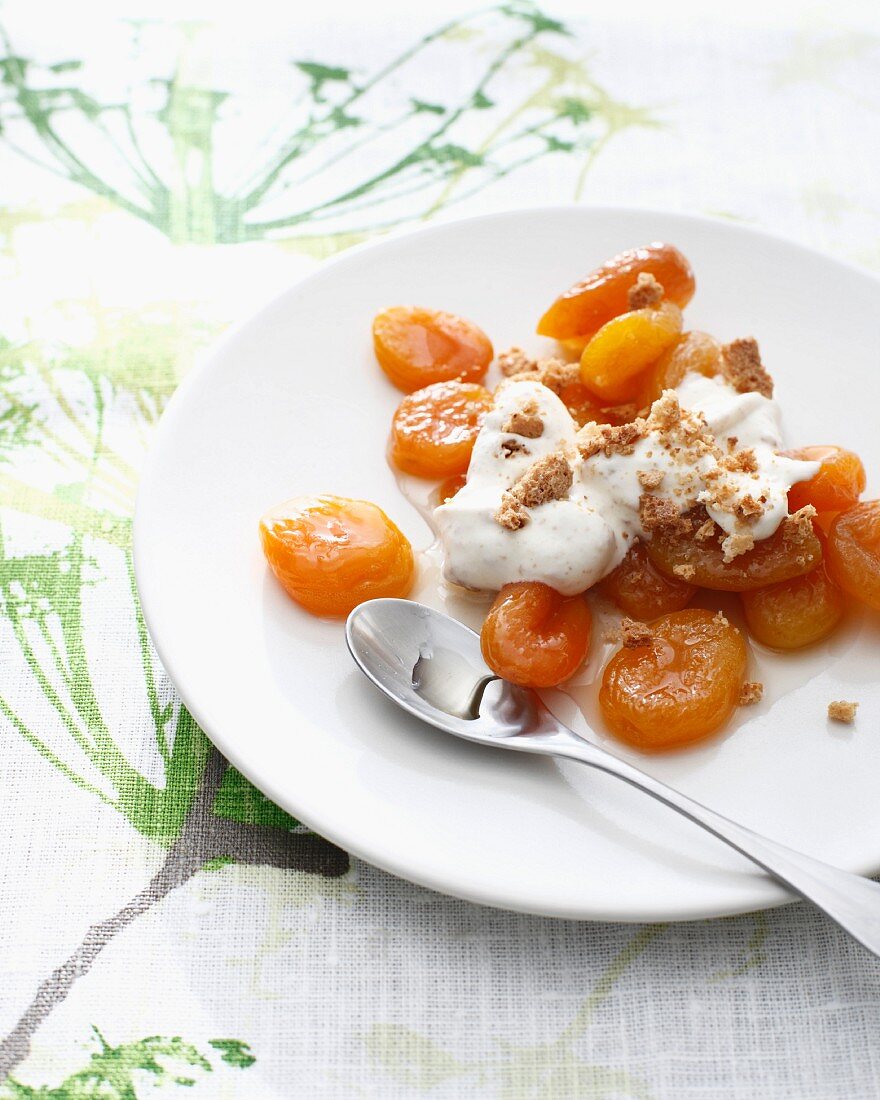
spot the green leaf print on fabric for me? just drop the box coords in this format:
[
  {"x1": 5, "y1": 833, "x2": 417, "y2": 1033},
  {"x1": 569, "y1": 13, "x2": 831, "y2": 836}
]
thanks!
[
  {"x1": 0, "y1": 1027, "x2": 254, "y2": 1098},
  {"x1": 0, "y1": 4, "x2": 653, "y2": 244}
]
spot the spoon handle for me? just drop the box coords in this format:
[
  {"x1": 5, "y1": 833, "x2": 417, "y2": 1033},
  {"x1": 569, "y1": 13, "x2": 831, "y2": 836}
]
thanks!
[{"x1": 546, "y1": 731, "x2": 880, "y2": 954}]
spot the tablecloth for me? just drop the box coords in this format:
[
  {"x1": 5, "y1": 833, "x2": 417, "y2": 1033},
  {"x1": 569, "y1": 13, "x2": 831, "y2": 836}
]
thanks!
[{"x1": 2, "y1": 1, "x2": 879, "y2": 1096}]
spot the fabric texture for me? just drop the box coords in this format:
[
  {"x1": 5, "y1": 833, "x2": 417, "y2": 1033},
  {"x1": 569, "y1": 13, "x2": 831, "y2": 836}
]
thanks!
[{"x1": 1, "y1": 2, "x2": 879, "y2": 1096}]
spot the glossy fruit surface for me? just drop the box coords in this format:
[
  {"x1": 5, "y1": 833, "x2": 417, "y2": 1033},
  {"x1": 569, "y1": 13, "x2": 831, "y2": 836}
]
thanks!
[
  {"x1": 638, "y1": 330, "x2": 721, "y2": 408},
  {"x1": 599, "y1": 541, "x2": 695, "y2": 620},
  {"x1": 579, "y1": 301, "x2": 682, "y2": 403},
  {"x1": 480, "y1": 582, "x2": 591, "y2": 687},
  {"x1": 599, "y1": 609, "x2": 747, "y2": 752},
  {"x1": 647, "y1": 513, "x2": 823, "y2": 591},
  {"x1": 537, "y1": 242, "x2": 695, "y2": 340},
  {"x1": 786, "y1": 446, "x2": 866, "y2": 514},
  {"x1": 260, "y1": 495, "x2": 414, "y2": 616},
  {"x1": 373, "y1": 306, "x2": 493, "y2": 392},
  {"x1": 827, "y1": 501, "x2": 880, "y2": 610},
  {"x1": 741, "y1": 564, "x2": 844, "y2": 649},
  {"x1": 390, "y1": 381, "x2": 493, "y2": 478}
]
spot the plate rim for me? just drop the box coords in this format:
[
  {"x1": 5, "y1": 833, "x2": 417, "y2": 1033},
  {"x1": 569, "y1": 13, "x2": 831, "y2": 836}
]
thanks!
[{"x1": 133, "y1": 203, "x2": 880, "y2": 921}]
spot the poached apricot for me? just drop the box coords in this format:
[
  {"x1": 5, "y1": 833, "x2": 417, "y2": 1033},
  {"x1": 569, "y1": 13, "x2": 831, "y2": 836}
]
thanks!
[
  {"x1": 741, "y1": 563, "x2": 844, "y2": 649},
  {"x1": 638, "y1": 331, "x2": 721, "y2": 408},
  {"x1": 480, "y1": 582, "x2": 591, "y2": 688},
  {"x1": 786, "y1": 446, "x2": 866, "y2": 514},
  {"x1": 827, "y1": 501, "x2": 880, "y2": 610},
  {"x1": 260, "y1": 495, "x2": 414, "y2": 616},
  {"x1": 390, "y1": 380, "x2": 493, "y2": 479},
  {"x1": 537, "y1": 242, "x2": 695, "y2": 341},
  {"x1": 373, "y1": 306, "x2": 493, "y2": 393},
  {"x1": 599, "y1": 541, "x2": 696, "y2": 620},
  {"x1": 600, "y1": 609, "x2": 747, "y2": 752},
  {"x1": 647, "y1": 510, "x2": 823, "y2": 591},
  {"x1": 579, "y1": 301, "x2": 683, "y2": 403}
]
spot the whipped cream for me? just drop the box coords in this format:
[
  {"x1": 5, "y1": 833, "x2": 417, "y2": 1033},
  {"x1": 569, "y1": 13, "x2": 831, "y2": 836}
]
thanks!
[{"x1": 435, "y1": 375, "x2": 819, "y2": 596}]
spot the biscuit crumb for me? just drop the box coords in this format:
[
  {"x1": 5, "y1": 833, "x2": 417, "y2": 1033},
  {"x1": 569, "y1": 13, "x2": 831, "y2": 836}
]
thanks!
[
  {"x1": 639, "y1": 494, "x2": 685, "y2": 533},
  {"x1": 828, "y1": 700, "x2": 858, "y2": 724},
  {"x1": 498, "y1": 347, "x2": 538, "y2": 377},
  {"x1": 578, "y1": 420, "x2": 646, "y2": 460},
  {"x1": 735, "y1": 494, "x2": 764, "y2": 522},
  {"x1": 721, "y1": 338, "x2": 774, "y2": 398},
  {"x1": 637, "y1": 468, "x2": 665, "y2": 490},
  {"x1": 494, "y1": 451, "x2": 573, "y2": 528},
  {"x1": 695, "y1": 517, "x2": 718, "y2": 542},
  {"x1": 713, "y1": 610, "x2": 729, "y2": 627},
  {"x1": 721, "y1": 530, "x2": 755, "y2": 562},
  {"x1": 536, "y1": 358, "x2": 580, "y2": 395},
  {"x1": 646, "y1": 390, "x2": 682, "y2": 432},
  {"x1": 495, "y1": 493, "x2": 529, "y2": 530},
  {"x1": 628, "y1": 272, "x2": 664, "y2": 310},
  {"x1": 673, "y1": 564, "x2": 696, "y2": 580},
  {"x1": 739, "y1": 681, "x2": 764, "y2": 706},
  {"x1": 783, "y1": 504, "x2": 818, "y2": 540},
  {"x1": 723, "y1": 447, "x2": 758, "y2": 474},
  {"x1": 501, "y1": 439, "x2": 529, "y2": 458},
  {"x1": 502, "y1": 403, "x2": 544, "y2": 438},
  {"x1": 621, "y1": 618, "x2": 654, "y2": 648}
]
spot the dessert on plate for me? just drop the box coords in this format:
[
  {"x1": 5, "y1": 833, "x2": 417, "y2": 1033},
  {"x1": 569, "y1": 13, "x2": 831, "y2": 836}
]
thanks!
[{"x1": 260, "y1": 242, "x2": 876, "y2": 752}]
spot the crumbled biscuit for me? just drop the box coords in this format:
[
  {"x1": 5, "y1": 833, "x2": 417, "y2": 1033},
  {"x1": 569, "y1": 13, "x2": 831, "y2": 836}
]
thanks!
[
  {"x1": 723, "y1": 448, "x2": 758, "y2": 474},
  {"x1": 646, "y1": 390, "x2": 682, "y2": 432},
  {"x1": 783, "y1": 504, "x2": 818, "y2": 540},
  {"x1": 579, "y1": 420, "x2": 646, "y2": 460},
  {"x1": 721, "y1": 338, "x2": 774, "y2": 398},
  {"x1": 637, "y1": 469, "x2": 665, "y2": 490},
  {"x1": 498, "y1": 347, "x2": 538, "y2": 377},
  {"x1": 627, "y1": 272, "x2": 664, "y2": 310},
  {"x1": 621, "y1": 618, "x2": 654, "y2": 648},
  {"x1": 502, "y1": 404, "x2": 544, "y2": 438},
  {"x1": 639, "y1": 494, "x2": 684, "y2": 533},
  {"x1": 736, "y1": 494, "x2": 764, "y2": 522},
  {"x1": 695, "y1": 517, "x2": 718, "y2": 542},
  {"x1": 494, "y1": 451, "x2": 574, "y2": 528},
  {"x1": 727, "y1": 436, "x2": 738, "y2": 452},
  {"x1": 739, "y1": 681, "x2": 764, "y2": 706},
  {"x1": 501, "y1": 439, "x2": 529, "y2": 458},
  {"x1": 536, "y1": 358, "x2": 579, "y2": 395},
  {"x1": 713, "y1": 610, "x2": 729, "y2": 627},
  {"x1": 495, "y1": 493, "x2": 529, "y2": 530},
  {"x1": 828, "y1": 700, "x2": 858, "y2": 724},
  {"x1": 673, "y1": 563, "x2": 696, "y2": 580},
  {"x1": 721, "y1": 530, "x2": 755, "y2": 562}
]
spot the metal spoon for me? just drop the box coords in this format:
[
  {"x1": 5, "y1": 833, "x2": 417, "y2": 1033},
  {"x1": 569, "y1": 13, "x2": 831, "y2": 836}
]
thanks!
[{"x1": 346, "y1": 598, "x2": 880, "y2": 955}]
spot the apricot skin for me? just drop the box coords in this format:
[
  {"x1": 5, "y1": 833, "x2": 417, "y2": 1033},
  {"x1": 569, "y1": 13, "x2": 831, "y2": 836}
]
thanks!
[
  {"x1": 259, "y1": 495, "x2": 414, "y2": 617},
  {"x1": 373, "y1": 306, "x2": 493, "y2": 393},
  {"x1": 390, "y1": 381, "x2": 493, "y2": 479},
  {"x1": 537, "y1": 242, "x2": 695, "y2": 341},
  {"x1": 638, "y1": 331, "x2": 721, "y2": 409},
  {"x1": 741, "y1": 565, "x2": 844, "y2": 650},
  {"x1": 579, "y1": 301, "x2": 682, "y2": 403},
  {"x1": 480, "y1": 582, "x2": 591, "y2": 688},
  {"x1": 599, "y1": 609, "x2": 747, "y2": 752},
  {"x1": 647, "y1": 511, "x2": 823, "y2": 591},
  {"x1": 599, "y1": 541, "x2": 695, "y2": 621},
  {"x1": 786, "y1": 446, "x2": 866, "y2": 514},
  {"x1": 827, "y1": 502, "x2": 880, "y2": 611}
]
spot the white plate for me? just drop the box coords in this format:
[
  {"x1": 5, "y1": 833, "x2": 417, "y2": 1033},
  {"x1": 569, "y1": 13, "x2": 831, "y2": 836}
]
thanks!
[{"x1": 134, "y1": 206, "x2": 880, "y2": 921}]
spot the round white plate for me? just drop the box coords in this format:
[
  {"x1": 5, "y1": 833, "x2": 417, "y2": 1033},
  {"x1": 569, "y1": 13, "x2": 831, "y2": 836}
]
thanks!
[{"x1": 134, "y1": 206, "x2": 880, "y2": 921}]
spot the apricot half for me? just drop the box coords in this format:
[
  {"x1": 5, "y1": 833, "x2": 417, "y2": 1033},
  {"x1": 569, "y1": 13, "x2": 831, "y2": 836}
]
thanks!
[{"x1": 373, "y1": 306, "x2": 493, "y2": 392}]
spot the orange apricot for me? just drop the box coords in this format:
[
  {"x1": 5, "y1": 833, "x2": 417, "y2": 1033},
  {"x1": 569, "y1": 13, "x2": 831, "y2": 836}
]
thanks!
[
  {"x1": 599, "y1": 541, "x2": 695, "y2": 620},
  {"x1": 373, "y1": 306, "x2": 493, "y2": 392},
  {"x1": 785, "y1": 446, "x2": 866, "y2": 514},
  {"x1": 579, "y1": 301, "x2": 683, "y2": 403},
  {"x1": 537, "y1": 242, "x2": 695, "y2": 341},
  {"x1": 480, "y1": 582, "x2": 591, "y2": 688},
  {"x1": 599, "y1": 609, "x2": 747, "y2": 752},
  {"x1": 647, "y1": 510, "x2": 823, "y2": 591},
  {"x1": 638, "y1": 330, "x2": 722, "y2": 408},
  {"x1": 741, "y1": 563, "x2": 844, "y2": 649},
  {"x1": 390, "y1": 381, "x2": 493, "y2": 479},
  {"x1": 260, "y1": 495, "x2": 414, "y2": 616},
  {"x1": 827, "y1": 501, "x2": 880, "y2": 610}
]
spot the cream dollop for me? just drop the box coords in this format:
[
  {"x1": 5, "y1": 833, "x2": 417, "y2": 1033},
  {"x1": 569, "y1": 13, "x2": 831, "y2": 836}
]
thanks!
[{"x1": 434, "y1": 375, "x2": 819, "y2": 596}]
